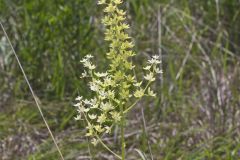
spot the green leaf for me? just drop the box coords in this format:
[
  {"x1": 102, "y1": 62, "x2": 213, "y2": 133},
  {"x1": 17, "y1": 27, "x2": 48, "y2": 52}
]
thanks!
[{"x1": 135, "y1": 149, "x2": 148, "y2": 160}]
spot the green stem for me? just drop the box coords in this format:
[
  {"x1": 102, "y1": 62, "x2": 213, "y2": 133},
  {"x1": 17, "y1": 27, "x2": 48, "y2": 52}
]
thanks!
[
  {"x1": 120, "y1": 102, "x2": 125, "y2": 160},
  {"x1": 123, "y1": 99, "x2": 140, "y2": 114},
  {"x1": 96, "y1": 135, "x2": 122, "y2": 159},
  {"x1": 82, "y1": 113, "x2": 121, "y2": 159}
]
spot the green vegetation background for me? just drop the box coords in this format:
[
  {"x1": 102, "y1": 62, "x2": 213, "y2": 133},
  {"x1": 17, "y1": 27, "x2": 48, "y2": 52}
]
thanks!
[{"x1": 0, "y1": 0, "x2": 240, "y2": 159}]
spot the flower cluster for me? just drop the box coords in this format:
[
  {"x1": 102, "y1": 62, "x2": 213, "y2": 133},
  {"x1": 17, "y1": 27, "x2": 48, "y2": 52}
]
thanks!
[{"x1": 74, "y1": 0, "x2": 162, "y2": 146}]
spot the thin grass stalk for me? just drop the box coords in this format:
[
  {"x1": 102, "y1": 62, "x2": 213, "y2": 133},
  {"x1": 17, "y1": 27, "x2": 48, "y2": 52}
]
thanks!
[
  {"x1": 141, "y1": 107, "x2": 153, "y2": 160},
  {"x1": 0, "y1": 21, "x2": 65, "y2": 160}
]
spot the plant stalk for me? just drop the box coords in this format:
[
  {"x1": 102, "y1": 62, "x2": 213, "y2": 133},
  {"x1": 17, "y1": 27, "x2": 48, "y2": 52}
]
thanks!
[{"x1": 120, "y1": 103, "x2": 125, "y2": 160}]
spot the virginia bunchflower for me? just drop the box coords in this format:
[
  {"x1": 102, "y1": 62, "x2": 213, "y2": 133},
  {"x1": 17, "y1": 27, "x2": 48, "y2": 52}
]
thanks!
[{"x1": 74, "y1": 0, "x2": 162, "y2": 159}]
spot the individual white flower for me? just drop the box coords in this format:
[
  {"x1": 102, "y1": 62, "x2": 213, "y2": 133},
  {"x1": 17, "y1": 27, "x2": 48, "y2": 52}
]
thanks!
[
  {"x1": 143, "y1": 65, "x2": 151, "y2": 70},
  {"x1": 125, "y1": 75, "x2": 135, "y2": 83},
  {"x1": 144, "y1": 72, "x2": 155, "y2": 82},
  {"x1": 95, "y1": 72, "x2": 108, "y2": 77},
  {"x1": 90, "y1": 98, "x2": 98, "y2": 105},
  {"x1": 121, "y1": 23, "x2": 129, "y2": 29},
  {"x1": 75, "y1": 96, "x2": 82, "y2": 101},
  {"x1": 84, "y1": 108, "x2": 90, "y2": 113},
  {"x1": 94, "y1": 79, "x2": 102, "y2": 84},
  {"x1": 110, "y1": 111, "x2": 121, "y2": 122},
  {"x1": 154, "y1": 67, "x2": 162, "y2": 74},
  {"x1": 97, "y1": 114, "x2": 107, "y2": 124},
  {"x1": 148, "y1": 59, "x2": 161, "y2": 64},
  {"x1": 73, "y1": 103, "x2": 81, "y2": 107},
  {"x1": 81, "y1": 70, "x2": 88, "y2": 78},
  {"x1": 147, "y1": 88, "x2": 156, "y2": 97},
  {"x1": 95, "y1": 125, "x2": 104, "y2": 133},
  {"x1": 107, "y1": 90, "x2": 115, "y2": 99},
  {"x1": 89, "y1": 82, "x2": 99, "y2": 92},
  {"x1": 83, "y1": 99, "x2": 91, "y2": 105},
  {"x1": 80, "y1": 58, "x2": 88, "y2": 63},
  {"x1": 74, "y1": 115, "x2": 81, "y2": 121},
  {"x1": 148, "y1": 55, "x2": 161, "y2": 64},
  {"x1": 105, "y1": 126, "x2": 112, "y2": 134},
  {"x1": 99, "y1": 91, "x2": 107, "y2": 100},
  {"x1": 83, "y1": 61, "x2": 96, "y2": 70},
  {"x1": 104, "y1": 76, "x2": 114, "y2": 86},
  {"x1": 101, "y1": 102, "x2": 113, "y2": 111},
  {"x1": 104, "y1": 3, "x2": 116, "y2": 13},
  {"x1": 90, "y1": 104, "x2": 99, "y2": 109},
  {"x1": 77, "y1": 106, "x2": 85, "y2": 113},
  {"x1": 130, "y1": 64, "x2": 135, "y2": 70},
  {"x1": 86, "y1": 130, "x2": 93, "y2": 137},
  {"x1": 86, "y1": 54, "x2": 94, "y2": 59},
  {"x1": 98, "y1": 0, "x2": 106, "y2": 5},
  {"x1": 113, "y1": 0, "x2": 123, "y2": 5},
  {"x1": 88, "y1": 114, "x2": 97, "y2": 120},
  {"x1": 86, "y1": 124, "x2": 94, "y2": 137},
  {"x1": 152, "y1": 55, "x2": 160, "y2": 59},
  {"x1": 134, "y1": 89, "x2": 144, "y2": 98},
  {"x1": 133, "y1": 81, "x2": 142, "y2": 87},
  {"x1": 89, "y1": 64, "x2": 96, "y2": 70},
  {"x1": 91, "y1": 138, "x2": 98, "y2": 146}
]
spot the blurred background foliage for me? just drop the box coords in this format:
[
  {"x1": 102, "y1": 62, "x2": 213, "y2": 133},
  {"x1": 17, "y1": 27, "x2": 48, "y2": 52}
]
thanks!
[{"x1": 0, "y1": 0, "x2": 240, "y2": 159}]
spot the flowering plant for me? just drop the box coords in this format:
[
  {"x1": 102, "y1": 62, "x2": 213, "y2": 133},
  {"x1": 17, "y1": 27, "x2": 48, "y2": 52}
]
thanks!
[{"x1": 74, "y1": 0, "x2": 162, "y2": 159}]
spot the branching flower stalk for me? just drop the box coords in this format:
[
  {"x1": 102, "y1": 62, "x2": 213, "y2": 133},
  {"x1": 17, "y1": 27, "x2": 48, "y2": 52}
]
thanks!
[{"x1": 74, "y1": 0, "x2": 162, "y2": 159}]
